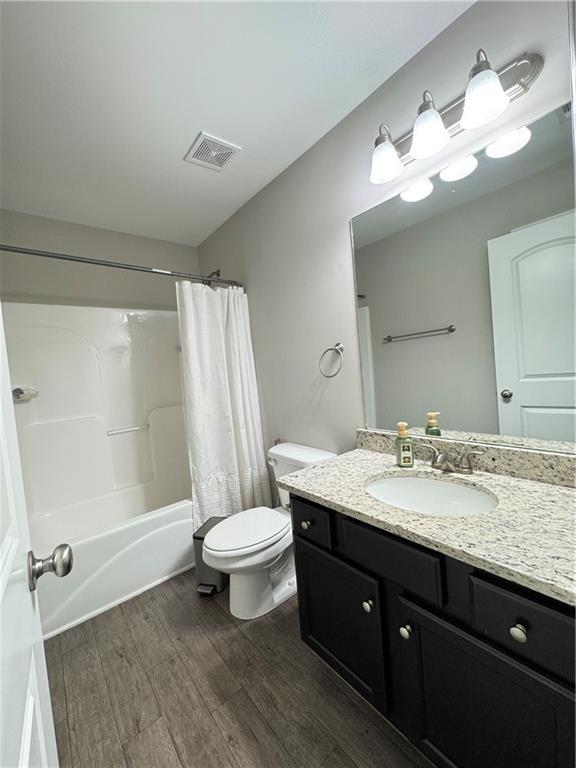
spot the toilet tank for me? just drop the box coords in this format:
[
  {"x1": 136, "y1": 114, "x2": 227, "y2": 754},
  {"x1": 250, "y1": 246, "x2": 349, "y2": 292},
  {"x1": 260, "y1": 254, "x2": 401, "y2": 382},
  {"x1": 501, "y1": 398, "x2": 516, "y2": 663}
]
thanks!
[{"x1": 268, "y1": 442, "x2": 336, "y2": 508}]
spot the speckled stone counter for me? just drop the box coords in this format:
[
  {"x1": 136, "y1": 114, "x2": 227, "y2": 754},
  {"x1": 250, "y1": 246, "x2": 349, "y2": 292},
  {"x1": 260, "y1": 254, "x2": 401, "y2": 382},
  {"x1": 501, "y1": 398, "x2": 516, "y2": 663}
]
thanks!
[
  {"x1": 278, "y1": 449, "x2": 576, "y2": 606},
  {"x1": 357, "y1": 429, "x2": 576, "y2": 488}
]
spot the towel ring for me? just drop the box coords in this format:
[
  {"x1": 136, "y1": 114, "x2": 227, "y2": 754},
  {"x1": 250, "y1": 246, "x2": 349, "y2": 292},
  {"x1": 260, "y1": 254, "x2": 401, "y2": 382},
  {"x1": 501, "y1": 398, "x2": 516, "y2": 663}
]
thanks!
[{"x1": 319, "y1": 343, "x2": 344, "y2": 378}]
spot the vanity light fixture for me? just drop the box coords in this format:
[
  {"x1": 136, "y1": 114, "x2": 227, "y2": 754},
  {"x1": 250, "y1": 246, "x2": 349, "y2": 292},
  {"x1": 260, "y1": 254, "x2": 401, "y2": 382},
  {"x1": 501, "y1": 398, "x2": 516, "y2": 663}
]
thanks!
[
  {"x1": 368, "y1": 50, "x2": 543, "y2": 182},
  {"x1": 439, "y1": 154, "x2": 478, "y2": 182},
  {"x1": 410, "y1": 91, "x2": 450, "y2": 159},
  {"x1": 370, "y1": 123, "x2": 404, "y2": 184},
  {"x1": 461, "y1": 49, "x2": 510, "y2": 130},
  {"x1": 400, "y1": 178, "x2": 433, "y2": 202},
  {"x1": 485, "y1": 126, "x2": 532, "y2": 158}
]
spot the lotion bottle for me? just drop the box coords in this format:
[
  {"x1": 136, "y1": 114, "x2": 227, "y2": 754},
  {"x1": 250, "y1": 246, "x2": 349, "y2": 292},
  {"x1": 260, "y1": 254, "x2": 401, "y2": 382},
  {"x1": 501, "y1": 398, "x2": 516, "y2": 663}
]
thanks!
[
  {"x1": 396, "y1": 422, "x2": 414, "y2": 468},
  {"x1": 425, "y1": 411, "x2": 442, "y2": 436}
]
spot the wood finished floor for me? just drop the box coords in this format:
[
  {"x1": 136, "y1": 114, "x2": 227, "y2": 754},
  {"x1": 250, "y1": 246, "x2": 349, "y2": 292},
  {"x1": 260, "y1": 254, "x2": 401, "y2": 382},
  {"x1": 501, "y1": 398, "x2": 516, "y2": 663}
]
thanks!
[{"x1": 45, "y1": 570, "x2": 432, "y2": 768}]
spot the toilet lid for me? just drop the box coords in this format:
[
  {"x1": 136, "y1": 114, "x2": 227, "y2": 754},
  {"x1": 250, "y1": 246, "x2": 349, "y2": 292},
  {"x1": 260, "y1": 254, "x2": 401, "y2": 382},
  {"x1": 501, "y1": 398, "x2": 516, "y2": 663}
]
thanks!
[{"x1": 203, "y1": 507, "x2": 290, "y2": 554}]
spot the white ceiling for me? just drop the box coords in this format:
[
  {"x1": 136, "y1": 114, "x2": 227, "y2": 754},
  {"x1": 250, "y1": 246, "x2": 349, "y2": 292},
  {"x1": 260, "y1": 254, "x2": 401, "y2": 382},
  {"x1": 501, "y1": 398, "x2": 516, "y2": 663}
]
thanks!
[{"x1": 0, "y1": 1, "x2": 473, "y2": 246}]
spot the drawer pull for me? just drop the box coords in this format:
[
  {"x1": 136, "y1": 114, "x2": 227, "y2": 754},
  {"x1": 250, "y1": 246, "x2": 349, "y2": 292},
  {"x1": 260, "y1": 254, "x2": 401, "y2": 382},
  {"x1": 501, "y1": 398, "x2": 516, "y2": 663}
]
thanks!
[
  {"x1": 362, "y1": 600, "x2": 374, "y2": 613},
  {"x1": 399, "y1": 624, "x2": 413, "y2": 640},
  {"x1": 300, "y1": 520, "x2": 312, "y2": 530},
  {"x1": 509, "y1": 623, "x2": 528, "y2": 644}
]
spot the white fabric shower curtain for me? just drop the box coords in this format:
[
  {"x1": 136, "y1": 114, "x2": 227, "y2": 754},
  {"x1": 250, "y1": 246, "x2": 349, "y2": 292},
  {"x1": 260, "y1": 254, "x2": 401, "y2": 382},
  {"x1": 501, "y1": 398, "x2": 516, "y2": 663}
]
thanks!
[{"x1": 176, "y1": 282, "x2": 271, "y2": 527}]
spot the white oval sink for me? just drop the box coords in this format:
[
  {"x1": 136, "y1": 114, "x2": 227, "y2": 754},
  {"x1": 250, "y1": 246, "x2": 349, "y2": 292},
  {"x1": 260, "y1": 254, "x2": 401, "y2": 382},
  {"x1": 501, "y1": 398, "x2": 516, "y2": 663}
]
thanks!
[{"x1": 366, "y1": 476, "x2": 497, "y2": 518}]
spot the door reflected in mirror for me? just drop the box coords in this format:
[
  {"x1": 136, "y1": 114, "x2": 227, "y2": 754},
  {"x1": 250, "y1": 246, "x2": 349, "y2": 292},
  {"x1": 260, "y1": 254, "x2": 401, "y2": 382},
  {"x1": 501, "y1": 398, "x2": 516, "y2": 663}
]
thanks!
[{"x1": 352, "y1": 104, "x2": 575, "y2": 450}]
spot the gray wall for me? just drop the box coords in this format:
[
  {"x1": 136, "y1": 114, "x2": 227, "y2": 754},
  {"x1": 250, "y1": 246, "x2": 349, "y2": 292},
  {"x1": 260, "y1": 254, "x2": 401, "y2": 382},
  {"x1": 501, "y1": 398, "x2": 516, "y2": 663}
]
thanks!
[
  {"x1": 198, "y1": 1, "x2": 571, "y2": 454},
  {"x1": 355, "y1": 160, "x2": 574, "y2": 435},
  {"x1": 0, "y1": 209, "x2": 198, "y2": 309}
]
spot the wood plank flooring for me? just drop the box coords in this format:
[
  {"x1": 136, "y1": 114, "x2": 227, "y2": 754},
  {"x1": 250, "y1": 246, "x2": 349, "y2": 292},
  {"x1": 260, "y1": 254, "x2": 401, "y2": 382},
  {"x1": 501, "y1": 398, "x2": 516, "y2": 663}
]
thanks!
[{"x1": 45, "y1": 570, "x2": 432, "y2": 768}]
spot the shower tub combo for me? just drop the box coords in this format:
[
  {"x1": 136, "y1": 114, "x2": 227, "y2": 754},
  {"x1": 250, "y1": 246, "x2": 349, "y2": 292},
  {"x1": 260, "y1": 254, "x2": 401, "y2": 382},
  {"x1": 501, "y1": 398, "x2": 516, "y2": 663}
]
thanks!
[{"x1": 4, "y1": 302, "x2": 195, "y2": 637}]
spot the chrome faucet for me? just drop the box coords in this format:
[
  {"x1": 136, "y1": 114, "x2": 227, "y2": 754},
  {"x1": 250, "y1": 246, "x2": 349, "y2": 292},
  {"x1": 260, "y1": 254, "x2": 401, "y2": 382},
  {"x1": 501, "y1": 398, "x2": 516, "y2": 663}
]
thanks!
[{"x1": 424, "y1": 444, "x2": 484, "y2": 475}]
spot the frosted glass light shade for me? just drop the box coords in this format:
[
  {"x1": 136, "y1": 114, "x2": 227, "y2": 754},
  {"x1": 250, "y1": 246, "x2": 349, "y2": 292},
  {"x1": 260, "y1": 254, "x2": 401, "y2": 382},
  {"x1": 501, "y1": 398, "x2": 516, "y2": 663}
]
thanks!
[
  {"x1": 370, "y1": 140, "x2": 403, "y2": 184},
  {"x1": 439, "y1": 155, "x2": 478, "y2": 182},
  {"x1": 461, "y1": 66, "x2": 509, "y2": 130},
  {"x1": 410, "y1": 108, "x2": 450, "y2": 160},
  {"x1": 400, "y1": 179, "x2": 433, "y2": 202},
  {"x1": 485, "y1": 126, "x2": 531, "y2": 158}
]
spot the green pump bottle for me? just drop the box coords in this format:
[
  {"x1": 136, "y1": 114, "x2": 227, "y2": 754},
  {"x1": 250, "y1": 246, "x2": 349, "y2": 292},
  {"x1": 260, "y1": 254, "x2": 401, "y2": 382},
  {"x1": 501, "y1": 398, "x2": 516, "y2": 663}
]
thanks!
[
  {"x1": 395, "y1": 422, "x2": 414, "y2": 468},
  {"x1": 425, "y1": 411, "x2": 442, "y2": 436}
]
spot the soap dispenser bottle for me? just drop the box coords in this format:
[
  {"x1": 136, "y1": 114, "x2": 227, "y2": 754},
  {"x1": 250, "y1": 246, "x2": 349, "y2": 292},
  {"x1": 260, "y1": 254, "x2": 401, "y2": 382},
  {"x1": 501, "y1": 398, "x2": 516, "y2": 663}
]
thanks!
[
  {"x1": 396, "y1": 422, "x2": 414, "y2": 468},
  {"x1": 425, "y1": 411, "x2": 442, "y2": 436}
]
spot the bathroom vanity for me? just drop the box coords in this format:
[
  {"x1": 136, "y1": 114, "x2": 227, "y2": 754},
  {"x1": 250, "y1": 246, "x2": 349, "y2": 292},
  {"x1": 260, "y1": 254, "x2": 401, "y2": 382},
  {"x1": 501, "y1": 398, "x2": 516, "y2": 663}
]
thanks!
[{"x1": 280, "y1": 450, "x2": 575, "y2": 768}]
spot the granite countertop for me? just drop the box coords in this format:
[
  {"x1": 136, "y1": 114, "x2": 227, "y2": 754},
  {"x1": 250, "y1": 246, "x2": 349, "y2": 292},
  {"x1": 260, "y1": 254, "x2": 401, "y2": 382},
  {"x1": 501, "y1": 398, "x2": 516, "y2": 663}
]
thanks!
[{"x1": 278, "y1": 449, "x2": 576, "y2": 606}]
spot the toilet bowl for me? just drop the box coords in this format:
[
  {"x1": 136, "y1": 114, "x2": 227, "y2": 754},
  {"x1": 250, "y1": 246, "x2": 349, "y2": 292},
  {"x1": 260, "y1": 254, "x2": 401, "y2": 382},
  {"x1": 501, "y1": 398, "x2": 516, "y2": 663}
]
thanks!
[
  {"x1": 203, "y1": 506, "x2": 295, "y2": 620},
  {"x1": 202, "y1": 442, "x2": 336, "y2": 620}
]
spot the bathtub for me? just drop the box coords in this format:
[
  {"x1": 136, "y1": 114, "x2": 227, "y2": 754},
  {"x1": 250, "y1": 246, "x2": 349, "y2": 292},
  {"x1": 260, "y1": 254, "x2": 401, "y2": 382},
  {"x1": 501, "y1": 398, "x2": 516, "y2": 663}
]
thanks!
[{"x1": 30, "y1": 498, "x2": 195, "y2": 638}]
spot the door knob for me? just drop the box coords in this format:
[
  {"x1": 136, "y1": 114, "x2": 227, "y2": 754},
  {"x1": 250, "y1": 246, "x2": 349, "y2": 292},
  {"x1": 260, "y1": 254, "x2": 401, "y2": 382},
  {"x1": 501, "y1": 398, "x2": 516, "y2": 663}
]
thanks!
[
  {"x1": 500, "y1": 389, "x2": 513, "y2": 401},
  {"x1": 27, "y1": 544, "x2": 73, "y2": 591},
  {"x1": 12, "y1": 386, "x2": 39, "y2": 403}
]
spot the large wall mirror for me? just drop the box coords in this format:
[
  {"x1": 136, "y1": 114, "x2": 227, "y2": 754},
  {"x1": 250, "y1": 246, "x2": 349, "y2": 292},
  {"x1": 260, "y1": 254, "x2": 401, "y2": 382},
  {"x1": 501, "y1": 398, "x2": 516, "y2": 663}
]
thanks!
[{"x1": 352, "y1": 103, "x2": 575, "y2": 451}]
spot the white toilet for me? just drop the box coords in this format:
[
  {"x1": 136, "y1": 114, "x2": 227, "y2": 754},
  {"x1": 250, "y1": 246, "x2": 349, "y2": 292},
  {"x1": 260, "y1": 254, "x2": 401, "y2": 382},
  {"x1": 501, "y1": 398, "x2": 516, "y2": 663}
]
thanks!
[{"x1": 202, "y1": 442, "x2": 335, "y2": 620}]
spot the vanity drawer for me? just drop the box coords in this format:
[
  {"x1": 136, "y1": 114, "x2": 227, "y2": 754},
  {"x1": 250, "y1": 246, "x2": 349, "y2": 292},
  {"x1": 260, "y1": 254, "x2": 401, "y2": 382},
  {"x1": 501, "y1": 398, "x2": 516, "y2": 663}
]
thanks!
[
  {"x1": 471, "y1": 577, "x2": 575, "y2": 684},
  {"x1": 291, "y1": 497, "x2": 333, "y2": 550},
  {"x1": 341, "y1": 518, "x2": 443, "y2": 607}
]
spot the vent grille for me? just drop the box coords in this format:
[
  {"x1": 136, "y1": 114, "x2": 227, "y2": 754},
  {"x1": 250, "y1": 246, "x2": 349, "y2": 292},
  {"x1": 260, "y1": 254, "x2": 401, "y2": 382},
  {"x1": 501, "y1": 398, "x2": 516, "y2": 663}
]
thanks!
[{"x1": 183, "y1": 132, "x2": 242, "y2": 171}]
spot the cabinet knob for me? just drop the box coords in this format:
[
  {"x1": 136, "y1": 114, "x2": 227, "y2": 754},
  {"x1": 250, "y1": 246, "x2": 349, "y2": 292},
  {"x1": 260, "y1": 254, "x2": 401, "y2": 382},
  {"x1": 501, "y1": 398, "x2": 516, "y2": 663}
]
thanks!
[
  {"x1": 362, "y1": 600, "x2": 374, "y2": 613},
  {"x1": 300, "y1": 520, "x2": 312, "y2": 530},
  {"x1": 399, "y1": 624, "x2": 412, "y2": 640},
  {"x1": 509, "y1": 623, "x2": 528, "y2": 644}
]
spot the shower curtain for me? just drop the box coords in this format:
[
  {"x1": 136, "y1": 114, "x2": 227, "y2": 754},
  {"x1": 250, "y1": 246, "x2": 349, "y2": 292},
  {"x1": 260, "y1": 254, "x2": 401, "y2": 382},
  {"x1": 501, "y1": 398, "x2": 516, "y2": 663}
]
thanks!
[{"x1": 176, "y1": 282, "x2": 271, "y2": 527}]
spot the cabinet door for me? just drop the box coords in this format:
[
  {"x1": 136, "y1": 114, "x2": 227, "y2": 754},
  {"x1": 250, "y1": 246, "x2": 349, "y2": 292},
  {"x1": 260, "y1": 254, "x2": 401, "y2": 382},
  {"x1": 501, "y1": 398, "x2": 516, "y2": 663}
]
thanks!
[
  {"x1": 294, "y1": 537, "x2": 387, "y2": 710},
  {"x1": 395, "y1": 596, "x2": 575, "y2": 768}
]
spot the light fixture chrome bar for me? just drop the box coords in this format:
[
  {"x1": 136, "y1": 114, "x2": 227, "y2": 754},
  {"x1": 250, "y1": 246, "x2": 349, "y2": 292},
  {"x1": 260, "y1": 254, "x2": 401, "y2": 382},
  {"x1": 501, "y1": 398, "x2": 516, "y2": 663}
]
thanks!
[
  {"x1": 383, "y1": 324, "x2": 455, "y2": 344},
  {"x1": 0, "y1": 244, "x2": 243, "y2": 287},
  {"x1": 392, "y1": 52, "x2": 543, "y2": 163}
]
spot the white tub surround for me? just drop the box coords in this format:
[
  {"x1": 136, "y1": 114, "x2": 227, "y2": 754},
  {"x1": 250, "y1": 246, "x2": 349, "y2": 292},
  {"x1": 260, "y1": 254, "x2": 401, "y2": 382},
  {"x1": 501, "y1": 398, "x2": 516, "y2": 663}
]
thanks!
[
  {"x1": 277, "y1": 449, "x2": 575, "y2": 606},
  {"x1": 4, "y1": 303, "x2": 190, "y2": 519}
]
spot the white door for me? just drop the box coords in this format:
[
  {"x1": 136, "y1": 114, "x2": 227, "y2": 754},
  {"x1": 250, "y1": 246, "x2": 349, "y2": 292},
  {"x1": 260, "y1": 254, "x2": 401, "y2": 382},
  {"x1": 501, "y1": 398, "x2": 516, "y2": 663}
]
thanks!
[
  {"x1": 0, "y1": 302, "x2": 58, "y2": 768},
  {"x1": 488, "y1": 211, "x2": 576, "y2": 441},
  {"x1": 357, "y1": 306, "x2": 377, "y2": 427}
]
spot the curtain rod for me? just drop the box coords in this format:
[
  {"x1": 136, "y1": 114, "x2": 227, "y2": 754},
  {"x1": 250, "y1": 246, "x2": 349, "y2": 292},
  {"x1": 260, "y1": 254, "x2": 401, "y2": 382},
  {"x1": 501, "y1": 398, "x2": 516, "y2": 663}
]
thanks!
[{"x1": 0, "y1": 244, "x2": 243, "y2": 287}]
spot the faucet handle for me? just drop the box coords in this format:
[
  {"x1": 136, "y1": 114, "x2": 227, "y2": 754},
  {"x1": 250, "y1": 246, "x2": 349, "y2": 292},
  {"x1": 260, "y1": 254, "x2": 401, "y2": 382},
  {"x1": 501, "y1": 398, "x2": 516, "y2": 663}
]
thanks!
[
  {"x1": 421, "y1": 443, "x2": 456, "y2": 472},
  {"x1": 420, "y1": 443, "x2": 440, "y2": 461},
  {"x1": 458, "y1": 447, "x2": 485, "y2": 472}
]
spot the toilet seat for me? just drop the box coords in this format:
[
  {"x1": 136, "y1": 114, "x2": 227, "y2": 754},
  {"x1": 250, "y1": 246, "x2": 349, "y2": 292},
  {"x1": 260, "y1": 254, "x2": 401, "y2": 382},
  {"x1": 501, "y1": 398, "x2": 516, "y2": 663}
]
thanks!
[{"x1": 203, "y1": 506, "x2": 290, "y2": 557}]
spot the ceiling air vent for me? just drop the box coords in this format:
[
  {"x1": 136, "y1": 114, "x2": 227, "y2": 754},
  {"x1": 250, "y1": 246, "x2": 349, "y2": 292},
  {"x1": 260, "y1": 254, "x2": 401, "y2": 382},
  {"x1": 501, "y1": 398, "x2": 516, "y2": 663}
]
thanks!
[{"x1": 183, "y1": 132, "x2": 242, "y2": 171}]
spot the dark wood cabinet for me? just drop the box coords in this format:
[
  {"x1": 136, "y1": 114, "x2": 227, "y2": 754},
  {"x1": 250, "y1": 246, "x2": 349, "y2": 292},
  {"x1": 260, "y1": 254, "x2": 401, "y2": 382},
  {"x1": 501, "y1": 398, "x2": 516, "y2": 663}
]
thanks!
[
  {"x1": 291, "y1": 494, "x2": 576, "y2": 768},
  {"x1": 470, "y1": 576, "x2": 575, "y2": 684},
  {"x1": 291, "y1": 497, "x2": 333, "y2": 550},
  {"x1": 294, "y1": 537, "x2": 387, "y2": 710},
  {"x1": 396, "y1": 596, "x2": 574, "y2": 768},
  {"x1": 340, "y1": 517, "x2": 443, "y2": 606}
]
